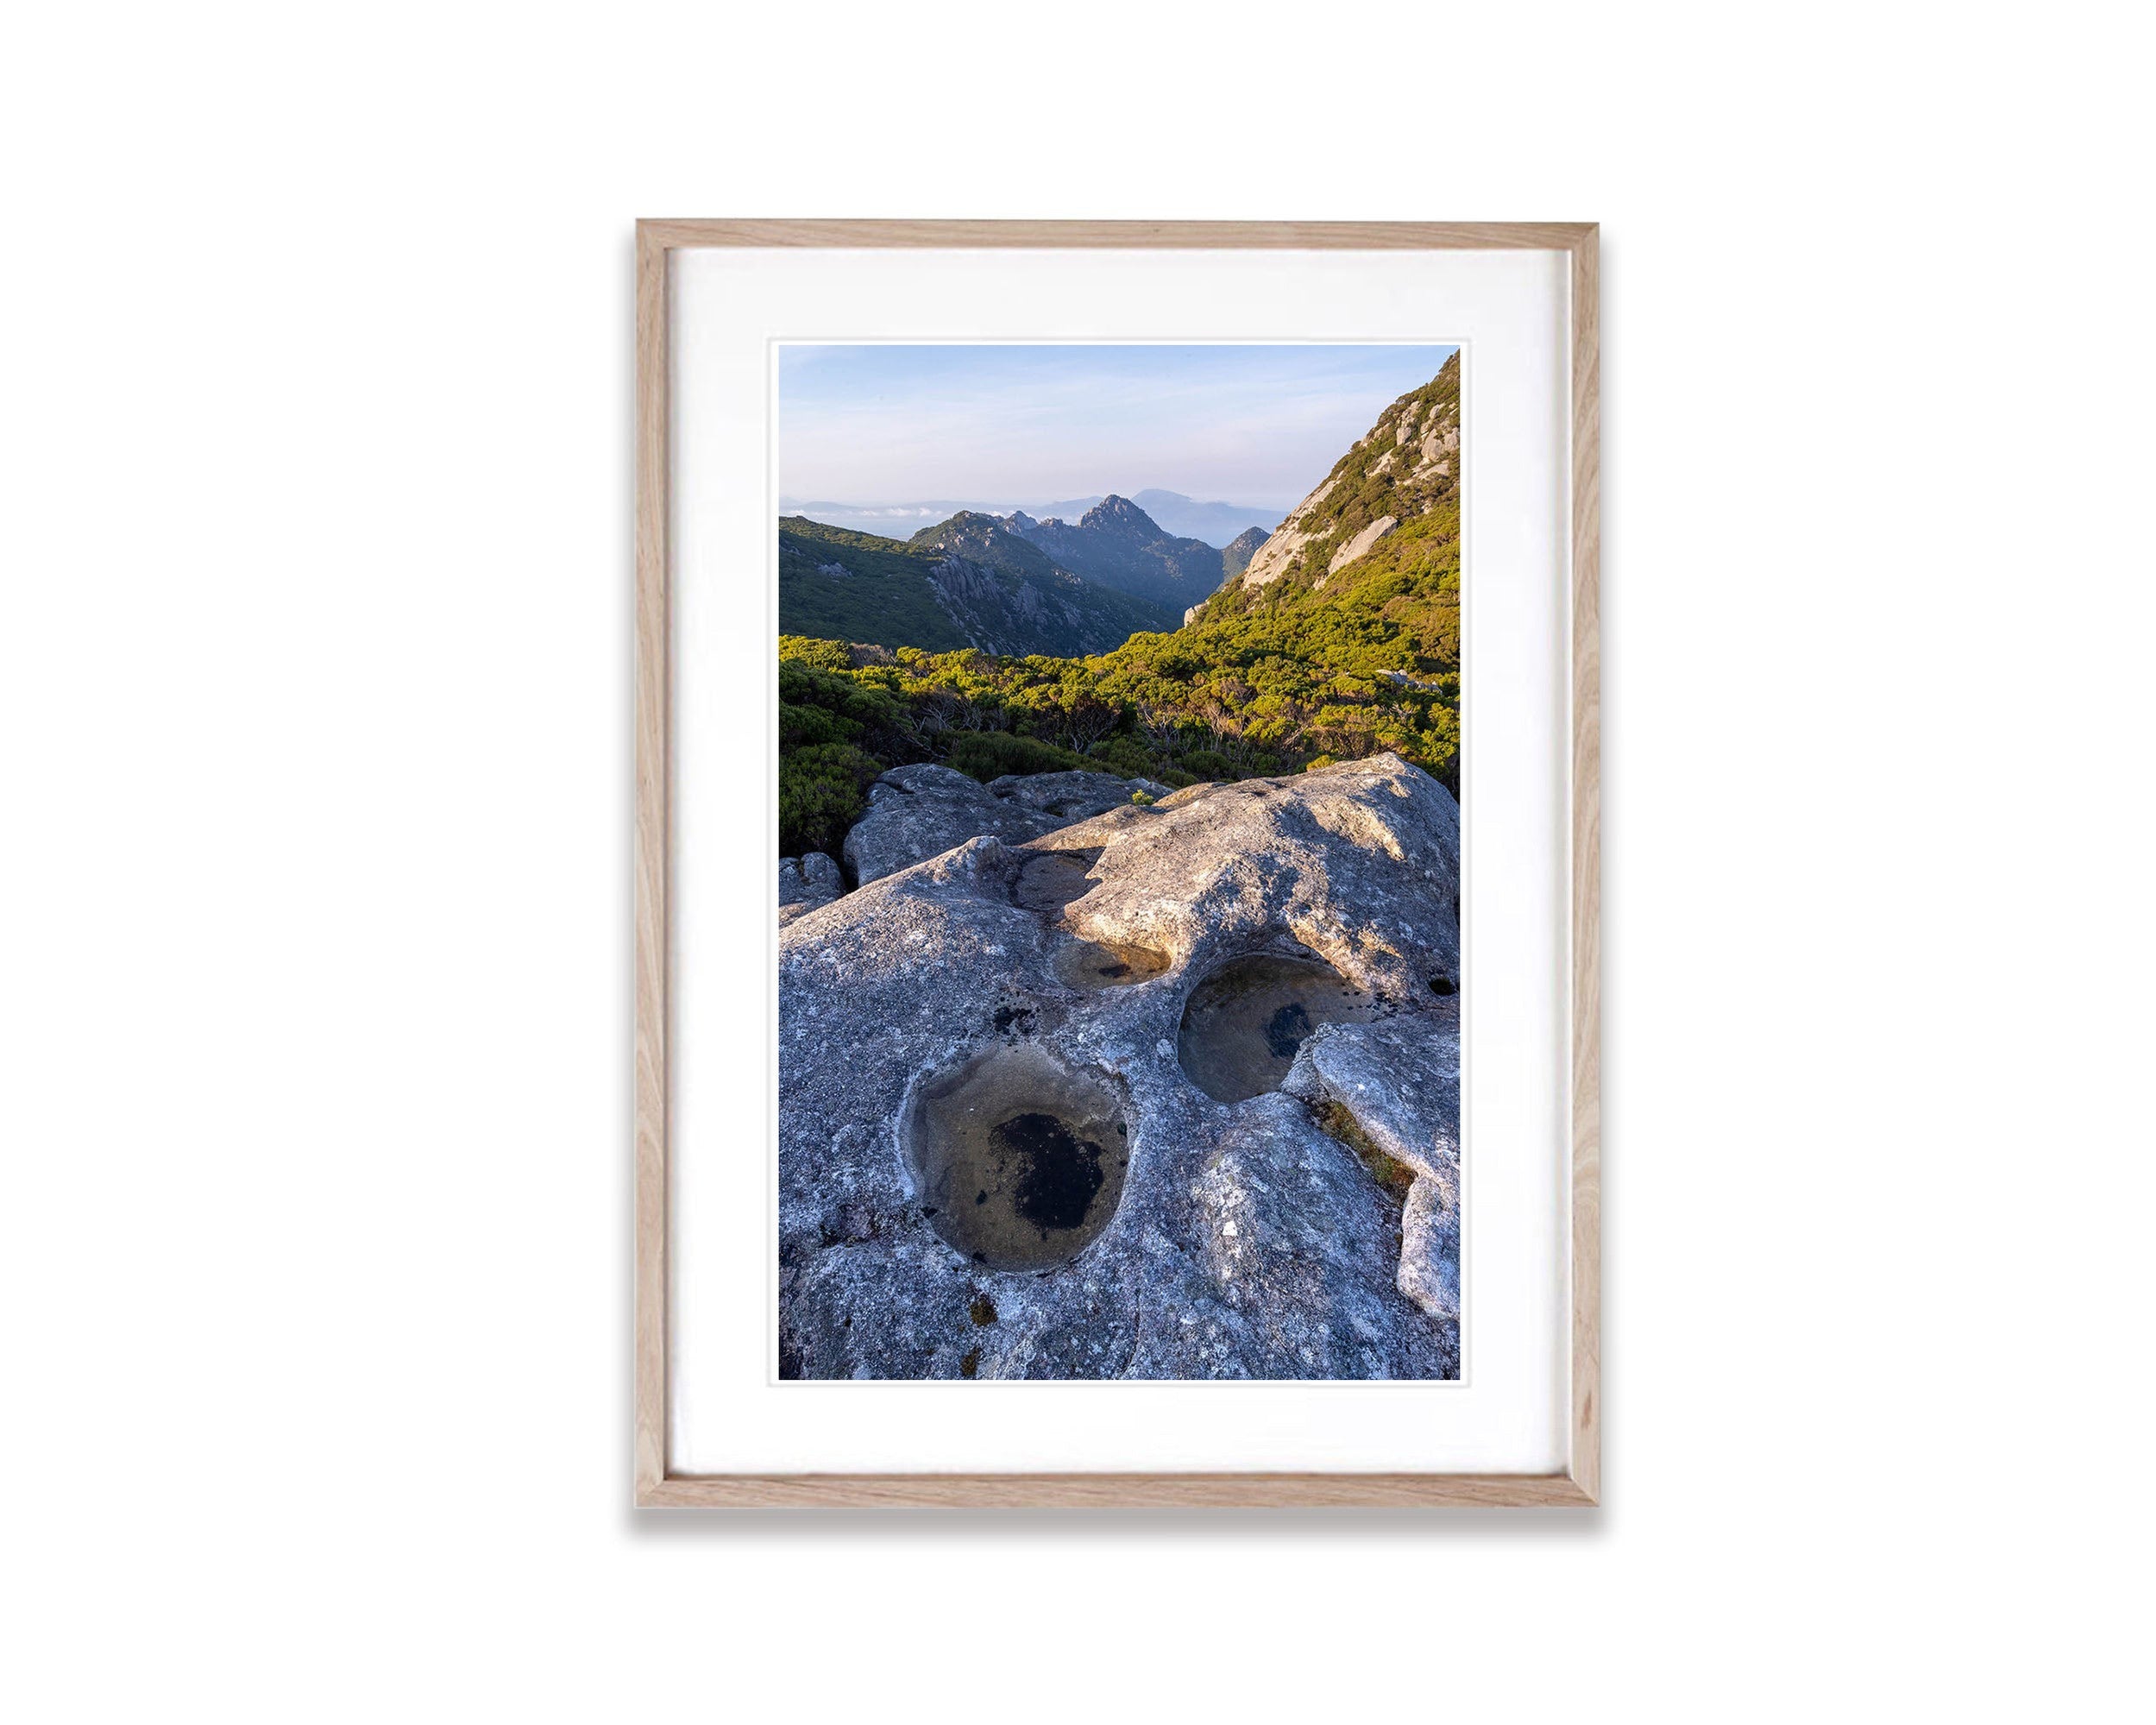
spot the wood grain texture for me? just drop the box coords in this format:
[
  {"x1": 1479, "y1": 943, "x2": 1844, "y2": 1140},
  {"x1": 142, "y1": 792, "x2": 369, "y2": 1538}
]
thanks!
[
  {"x1": 642, "y1": 1472, "x2": 1594, "y2": 1509},
  {"x1": 632, "y1": 224, "x2": 669, "y2": 1502},
  {"x1": 637, "y1": 219, "x2": 1596, "y2": 253},
  {"x1": 631, "y1": 219, "x2": 1601, "y2": 1507},
  {"x1": 1568, "y1": 229, "x2": 1602, "y2": 1505}
]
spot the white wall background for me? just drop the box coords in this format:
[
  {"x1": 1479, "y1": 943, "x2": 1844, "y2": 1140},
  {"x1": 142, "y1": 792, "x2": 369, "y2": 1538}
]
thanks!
[{"x1": 3, "y1": 4, "x2": 2148, "y2": 1719}]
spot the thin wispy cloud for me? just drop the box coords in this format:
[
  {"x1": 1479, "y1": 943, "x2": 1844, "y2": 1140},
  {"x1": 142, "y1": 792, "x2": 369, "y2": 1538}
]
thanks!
[{"x1": 779, "y1": 344, "x2": 1457, "y2": 512}]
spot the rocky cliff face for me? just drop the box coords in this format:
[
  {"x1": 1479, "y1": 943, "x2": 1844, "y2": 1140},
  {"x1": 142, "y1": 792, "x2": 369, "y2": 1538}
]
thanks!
[
  {"x1": 1008, "y1": 494, "x2": 1228, "y2": 616},
  {"x1": 1234, "y1": 353, "x2": 1461, "y2": 595},
  {"x1": 777, "y1": 754, "x2": 1461, "y2": 1380}
]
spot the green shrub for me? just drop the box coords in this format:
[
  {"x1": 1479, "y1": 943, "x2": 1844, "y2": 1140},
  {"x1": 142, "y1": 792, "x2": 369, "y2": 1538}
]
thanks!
[
  {"x1": 942, "y1": 731, "x2": 1086, "y2": 783},
  {"x1": 1179, "y1": 750, "x2": 1236, "y2": 782},
  {"x1": 777, "y1": 634, "x2": 855, "y2": 673},
  {"x1": 778, "y1": 700, "x2": 856, "y2": 749},
  {"x1": 1085, "y1": 735, "x2": 1153, "y2": 778},
  {"x1": 778, "y1": 743, "x2": 881, "y2": 858}
]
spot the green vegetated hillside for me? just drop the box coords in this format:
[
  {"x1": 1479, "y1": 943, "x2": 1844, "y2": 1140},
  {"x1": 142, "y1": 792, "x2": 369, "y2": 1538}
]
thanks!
[
  {"x1": 778, "y1": 354, "x2": 1463, "y2": 860},
  {"x1": 778, "y1": 517, "x2": 971, "y2": 651},
  {"x1": 778, "y1": 513, "x2": 1171, "y2": 657}
]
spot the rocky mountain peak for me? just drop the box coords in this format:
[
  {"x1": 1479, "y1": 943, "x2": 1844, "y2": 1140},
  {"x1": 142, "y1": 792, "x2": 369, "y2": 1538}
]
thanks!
[
  {"x1": 1220, "y1": 525, "x2": 1270, "y2": 582},
  {"x1": 1004, "y1": 494, "x2": 1227, "y2": 615},
  {"x1": 910, "y1": 509, "x2": 1042, "y2": 565},
  {"x1": 1078, "y1": 494, "x2": 1154, "y2": 533}
]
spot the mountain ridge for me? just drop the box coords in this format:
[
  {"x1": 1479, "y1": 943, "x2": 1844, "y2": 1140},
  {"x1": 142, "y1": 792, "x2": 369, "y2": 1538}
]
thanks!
[
  {"x1": 1007, "y1": 494, "x2": 1228, "y2": 615},
  {"x1": 779, "y1": 488, "x2": 1279, "y2": 549},
  {"x1": 779, "y1": 513, "x2": 1172, "y2": 656}
]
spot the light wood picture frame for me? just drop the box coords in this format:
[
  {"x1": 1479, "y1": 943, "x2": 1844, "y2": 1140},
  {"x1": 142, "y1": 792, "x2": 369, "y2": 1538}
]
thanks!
[{"x1": 635, "y1": 220, "x2": 1599, "y2": 1507}]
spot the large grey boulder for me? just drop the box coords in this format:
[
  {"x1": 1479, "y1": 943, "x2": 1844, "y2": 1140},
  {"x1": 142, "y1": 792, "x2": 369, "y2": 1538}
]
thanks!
[
  {"x1": 984, "y1": 770, "x2": 1172, "y2": 815},
  {"x1": 842, "y1": 762, "x2": 1166, "y2": 885},
  {"x1": 840, "y1": 764, "x2": 1064, "y2": 885},
  {"x1": 777, "y1": 852, "x2": 843, "y2": 928},
  {"x1": 780, "y1": 752, "x2": 1462, "y2": 1379}
]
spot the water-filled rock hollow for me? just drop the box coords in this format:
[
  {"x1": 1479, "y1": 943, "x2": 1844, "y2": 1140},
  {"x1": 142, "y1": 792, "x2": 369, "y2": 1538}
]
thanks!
[
  {"x1": 902, "y1": 1042, "x2": 1130, "y2": 1271},
  {"x1": 1176, "y1": 952, "x2": 1380, "y2": 1104}
]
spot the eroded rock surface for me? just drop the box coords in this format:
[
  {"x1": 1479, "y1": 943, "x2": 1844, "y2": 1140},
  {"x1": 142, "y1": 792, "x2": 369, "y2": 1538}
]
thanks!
[
  {"x1": 843, "y1": 762, "x2": 1166, "y2": 885},
  {"x1": 777, "y1": 852, "x2": 843, "y2": 927},
  {"x1": 1283, "y1": 1014, "x2": 1461, "y2": 1319},
  {"x1": 779, "y1": 752, "x2": 1462, "y2": 1379},
  {"x1": 985, "y1": 770, "x2": 1171, "y2": 817},
  {"x1": 841, "y1": 764, "x2": 1065, "y2": 885}
]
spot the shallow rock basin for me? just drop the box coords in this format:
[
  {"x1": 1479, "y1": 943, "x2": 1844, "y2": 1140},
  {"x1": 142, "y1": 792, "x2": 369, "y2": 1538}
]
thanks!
[
  {"x1": 901, "y1": 1042, "x2": 1130, "y2": 1272},
  {"x1": 1011, "y1": 849, "x2": 1100, "y2": 917},
  {"x1": 1176, "y1": 953, "x2": 1380, "y2": 1104},
  {"x1": 1052, "y1": 936, "x2": 1171, "y2": 992}
]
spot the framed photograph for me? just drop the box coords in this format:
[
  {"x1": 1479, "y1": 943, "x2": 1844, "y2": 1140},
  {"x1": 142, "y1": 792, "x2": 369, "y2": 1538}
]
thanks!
[{"x1": 636, "y1": 221, "x2": 1599, "y2": 1505}]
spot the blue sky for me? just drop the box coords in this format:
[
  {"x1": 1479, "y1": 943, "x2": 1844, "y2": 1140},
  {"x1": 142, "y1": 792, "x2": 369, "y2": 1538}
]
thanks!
[{"x1": 778, "y1": 343, "x2": 1456, "y2": 513}]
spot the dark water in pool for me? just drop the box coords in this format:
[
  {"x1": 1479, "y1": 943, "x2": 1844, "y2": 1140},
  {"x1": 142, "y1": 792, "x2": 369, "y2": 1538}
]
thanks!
[
  {"x1": 902, "y1": 1042, "x2": 1130, "y2": 1271},
  {"x1": 1176, "y1": 953, "x2": 1380, "y2": 1104},
  {"x1": 996, "y1": 1111, "x2": 1104, "y2": 1231}
]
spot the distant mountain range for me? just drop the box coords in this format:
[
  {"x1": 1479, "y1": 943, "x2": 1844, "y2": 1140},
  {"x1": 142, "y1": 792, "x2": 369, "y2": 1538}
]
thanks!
[
  {"x1": 1126, "y1": 490, "x2": 1280, "y2": 546},
  {"x1": 778, "y1": 512, "x2": 1173, "y2": 658},
  {"x1": 778, "y1": 494, "x2": 1265, "y2": 656},
  {"x1": 780, "y1": 488, "x2": 1279, "y2": 550},
  {"x1": 1005, "y1": 496, "x2": 1228, "y2": 616},
  {"x1": 906, "y1": 512, "x2": 1178, "y2": 650}
]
